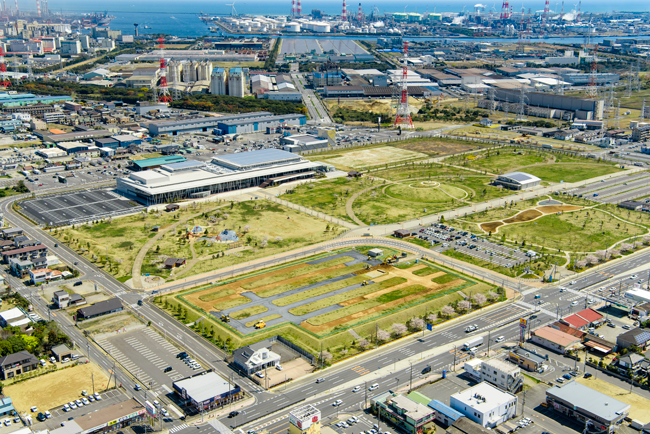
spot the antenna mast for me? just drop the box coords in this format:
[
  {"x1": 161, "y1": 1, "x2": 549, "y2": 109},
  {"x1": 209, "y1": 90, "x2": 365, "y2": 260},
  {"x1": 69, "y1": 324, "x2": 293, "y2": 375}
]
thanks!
[
  {"x1": 393, "y1": 41, "x2": 413, "y2": 129},
  {"x1": 156, "y1": 37, "x2": 172, "y2": 103}
]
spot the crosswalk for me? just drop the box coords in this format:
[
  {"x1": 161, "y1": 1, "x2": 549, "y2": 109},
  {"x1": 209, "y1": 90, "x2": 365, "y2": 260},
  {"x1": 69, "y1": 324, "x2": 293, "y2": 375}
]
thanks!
[
  {"x1": 397, "y1": 347, "x2": 416, "y2": 357},
  {"x1": 350, "y1": 364, "x2": 371, "y2": 375},
  {"x1": 169, "y1": 424, "x2": 189, "y2": 433}
]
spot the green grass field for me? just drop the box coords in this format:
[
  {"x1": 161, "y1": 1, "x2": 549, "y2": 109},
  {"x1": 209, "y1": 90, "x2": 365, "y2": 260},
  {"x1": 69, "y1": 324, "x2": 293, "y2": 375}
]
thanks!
[
  {"x1": 498, "y1": 208, "x2": 646, "y2": 252},
  {"x1": 385, "y1": 182, "x2": 469, "y2": 202},
  {"x1": 256, "y1": 263, "x2": 367, "y2": 298},
  {"x1": 523, "y1": 163, "x2": 622, "y2": 183},
  {"x1": 242, "y1": 256, "x2": 352, "y2": 290},
  {"x1": 273, "y1": 275, "x2": 367, "y2": 307},
  {"x1": 230, "y1": 305, "x2": 268, "y2": 320}
]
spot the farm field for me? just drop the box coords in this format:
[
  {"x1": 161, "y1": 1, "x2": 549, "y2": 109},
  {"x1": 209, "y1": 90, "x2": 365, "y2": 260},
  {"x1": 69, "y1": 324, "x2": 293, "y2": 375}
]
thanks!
[
  {"x1": 56, "y1": 200, "x2": 344, "y2": 283},
  {"x1": 161, "y1": 248, "x2": 497, "y2": 362}
]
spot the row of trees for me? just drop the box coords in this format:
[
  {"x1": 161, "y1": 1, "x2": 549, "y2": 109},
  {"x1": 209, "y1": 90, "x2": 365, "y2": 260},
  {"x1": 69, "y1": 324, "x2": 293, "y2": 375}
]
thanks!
[
  {"x1": 170, "y1": 94, "x2": 307, "y2": 116},
  {"x1": 572, "y1": 237, "x2": 650, "y2": 269}
]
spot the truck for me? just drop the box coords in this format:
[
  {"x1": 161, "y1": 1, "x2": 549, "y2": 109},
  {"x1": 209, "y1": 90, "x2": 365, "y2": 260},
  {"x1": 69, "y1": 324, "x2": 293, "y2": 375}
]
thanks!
[{"x1": 463, "y1": 336, "x2": 483, "y2": 351}]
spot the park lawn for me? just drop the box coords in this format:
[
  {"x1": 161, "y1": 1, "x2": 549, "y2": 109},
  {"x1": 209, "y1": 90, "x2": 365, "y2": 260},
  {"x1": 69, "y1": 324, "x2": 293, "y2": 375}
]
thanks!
[
  {"x1": 273, "y1": 275, "x2": 367, "y2": 306},
  {"x1": 245, "y1": 314, "x2": 282, "y2": 327},
  {"x1": 445, "y1": 148, "x2": 553, "y2": 174},
  {"x1": 307, "y1": 284, "x2": 429, "y2": 326},
  {"x1": 281, "y1": 176, "x2": 379, "y2": 223},
  {"x1": 432, "y1": 274, "x2": 457, "y2": 284},
  {"x1": 412, "y1": 267, "x2": 437, "y2": 276},
  {"x1": 371, "y1": 163, "x2": 470, "y2": 181},
  {"x1": 213, "y1": 296, "x2": 251, "y2": 311},
  {"x1": 198, "y1": 288, "x2": 235, "y2": 302},
  {"x1": 163, "y1": 200, "x2": 345, "y2": 280},
  {"x1": 256, "y1": 263, "x2": 367, "y2": 297},
  {"x1": 229, "y1": 305, "x2": 268, "y2": 320},
  {"x1": 289, "y1": 276, "x2": 407, "y2": 316},
  {"x1": 597, "y1": 203, "x2": 650, "y2": 229},
  {"x1": 385, "y1": 182, "x2": 469, "y2": 202},
  {"x1": 447, "y1": 176, "x2": 512, "y2": 202},
  {"x1": 497, "y1": 208, "x2": 646, "y2": 252},
  {"x1": 523, "y1": 163, "x2": 622, "y2": 183},
  {"x1": 460, "y1": 198, "x2": 549, "y2": 223},
  {"x1": 242, "y1": 256, "x2": 352, "y2": 290}
]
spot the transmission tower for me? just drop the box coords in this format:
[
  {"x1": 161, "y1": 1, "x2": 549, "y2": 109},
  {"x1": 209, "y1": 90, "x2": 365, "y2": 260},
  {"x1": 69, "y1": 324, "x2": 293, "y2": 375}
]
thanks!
[
  {"x1": 615, "y1": 99, "x2": 620, "y2": 128},
  {"x1": 393, "y1": 41, "x2": 413, "y2": 129},
  {"x1": 643, "y1": 98, "x2": 647, "y2": 119},
  {"x1": 156, "y1": 37, "x2": 171, "y2": 104},
  {"x1": 0, "y1": 47, "x2": 10, "y2": 88},
  {"x1": 586, "y1": 45, "x2": 598, "y2": 98},
  {"x1": 554, "y1": 77, "x2": 564, "y2": 95},
  {"x1": 516, "y1": 85, "x2": 527, "y2": 120},
  {"x1": 634, "y1": 58, "x2": 641, "y2": 92},
  {"x1": 504, "y1": 96, "x2": 510, "y2": 122},
  {"x1": 26, "y1": 63, "x2": 33, "y2": 82}
]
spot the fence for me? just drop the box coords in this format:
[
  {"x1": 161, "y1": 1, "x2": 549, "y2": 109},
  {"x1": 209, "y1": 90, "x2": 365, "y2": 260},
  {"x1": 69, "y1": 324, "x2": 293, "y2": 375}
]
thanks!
[{"x1": 274, "y1": 335, "x2": 316, "y2": 364}]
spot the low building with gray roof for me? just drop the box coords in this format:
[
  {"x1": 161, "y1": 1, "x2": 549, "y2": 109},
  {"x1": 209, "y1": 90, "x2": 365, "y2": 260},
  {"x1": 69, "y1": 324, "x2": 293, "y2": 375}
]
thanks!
[{"x1": 493, "y1": 172, "x2": 541, "y2": 190}]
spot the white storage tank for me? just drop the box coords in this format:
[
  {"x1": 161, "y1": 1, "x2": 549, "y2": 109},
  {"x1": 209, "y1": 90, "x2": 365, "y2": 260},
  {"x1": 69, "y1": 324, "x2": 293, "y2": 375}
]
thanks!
[{"x1": 285, "y1": 22, "x2": 301, "y2": 32}]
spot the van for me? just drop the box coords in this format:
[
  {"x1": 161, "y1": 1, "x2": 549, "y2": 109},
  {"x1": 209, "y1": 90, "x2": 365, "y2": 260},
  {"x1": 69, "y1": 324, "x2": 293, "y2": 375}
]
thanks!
[{"x1": 369, "y1": 383, "x2": 379, "y2": 391}]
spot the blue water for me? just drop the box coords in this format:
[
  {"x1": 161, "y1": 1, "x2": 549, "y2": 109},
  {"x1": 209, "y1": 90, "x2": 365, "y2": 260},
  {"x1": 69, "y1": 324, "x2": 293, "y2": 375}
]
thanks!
[{"x1": 42, "y1": 0, "x2": 650, "y2": 38}]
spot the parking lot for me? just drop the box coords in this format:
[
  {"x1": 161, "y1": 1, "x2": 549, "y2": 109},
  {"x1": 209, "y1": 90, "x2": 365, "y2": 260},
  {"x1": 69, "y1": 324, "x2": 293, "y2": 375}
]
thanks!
[
  {"x1": 416, "y1": 223, "x2": 529, "y2": 268},
  {"x1": 20, "y1": 189, "x2": 143, "y2": 226},
  {"x1": 96, "y1": 327, "x2": 203, "y2": 394},
  {"x1": 31, "y1": 389, "x2": 125, "y2": 430}
]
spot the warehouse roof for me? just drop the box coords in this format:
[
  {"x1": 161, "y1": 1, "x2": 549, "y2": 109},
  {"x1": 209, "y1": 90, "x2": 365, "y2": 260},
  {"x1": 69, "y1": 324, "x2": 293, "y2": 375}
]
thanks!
[
  {"x1": 546, "y1": 381, "x2": 630, "y2": 422},
  {"x1": 533, "y1": 326, "x2": 581, "y2": 347},
  {"x1": 214, "y1": 149, "x2": 301, "y2": 169},
  {"x1": 132, "y1": 155, "x2": 187, "y2": 169},
  {"x1": 173, "y1": 372, "x2": 233, "y2": 402},
  {"x1": 498, "y1": 172, "x2": 541, "y2": 184},
  {"x1": 77, "y1": 298, "x2": 122, "y2": 318}
]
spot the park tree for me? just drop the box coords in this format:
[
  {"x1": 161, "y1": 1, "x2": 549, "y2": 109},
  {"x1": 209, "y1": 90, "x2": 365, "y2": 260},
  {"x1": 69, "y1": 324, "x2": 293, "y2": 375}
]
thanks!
[
  {"x1": 426, "y1": 313, "x2": 438, "y2": 324},
  {"x1": 376, "y1": 329, "x2": 390, "y2": 342},
  {"x1": 457, "y1": 300, "x2": 471, "y2": 312},
  {"x1": 472, "y1": 293, "x2": 487, "y2": 306},
  {"x1": 441, "y1": 305, "x2": 456, "y2": 317},
  {"x1": 392, "y1": 323, "x2": 408, "y2": 336},
  {"x1": 409, "y1": 317, "x2": 424, "y2": 330}
]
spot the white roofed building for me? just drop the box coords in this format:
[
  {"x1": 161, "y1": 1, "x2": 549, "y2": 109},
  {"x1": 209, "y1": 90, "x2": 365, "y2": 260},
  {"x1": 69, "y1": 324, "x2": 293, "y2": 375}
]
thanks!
[
  {"x1": 493, "y1": 172, "x2": 541, "y2": 190},
  {"x1": 450, "y1": 382, "x2": 517, "y2": 428}
]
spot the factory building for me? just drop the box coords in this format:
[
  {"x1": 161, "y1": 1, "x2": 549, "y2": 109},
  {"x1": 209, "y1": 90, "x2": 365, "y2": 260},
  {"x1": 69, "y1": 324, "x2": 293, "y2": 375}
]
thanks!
[
  {"x1": 147, "y1": 112, "x2": 305, "y2": 136},
  {"x1": 116, "y1": 149, "x2": 327, "y2": 205},
  {"x1": 490, "y1": 89, "x2": 605, "y2": 120},
  {"x1": 210, "y1": 67, "x2": 227, "y2": 95},
  {"x1": 228, "y1": 67, "x2": 246, "y2": 97}
]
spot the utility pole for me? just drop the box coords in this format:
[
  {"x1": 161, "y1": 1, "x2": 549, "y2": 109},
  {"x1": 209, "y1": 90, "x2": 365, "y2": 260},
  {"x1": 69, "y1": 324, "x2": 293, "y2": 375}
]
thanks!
[
  {"x1": 409, "y1": 362, "x2": 413, "y2": 391},
  {"x1": 487, "y1": 330, "x2": 491, "y2": 356},
  {"x1": 453, "y1": 345, "x2": 457, "y2": 371}
]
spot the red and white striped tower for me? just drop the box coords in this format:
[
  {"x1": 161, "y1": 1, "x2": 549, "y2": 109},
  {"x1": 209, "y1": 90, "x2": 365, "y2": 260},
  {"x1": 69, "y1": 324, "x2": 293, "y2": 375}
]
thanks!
[
  {"x1": 36, "y1": 0, "x2": 41, "y2": 16},
  {"x1": 342, "y1": 0, "x2": 347, "y2": 20},
  {"x1": 0, "y1": 47, "x2": 11, "y2": 88},
  {"x1": 14, "y1": 0, "x2": 17, "y2": 15},
  {"x1": 393, "y1": 41, "x2": 413, "y2": 129},
  {"x1": 543, "y1": 0, "x2": 549, "y2": 22},
  {"x1": 500, "y1": 0, "x2": 509, "y2": 19},
  {"x1": 358, "y1": 3, "x2": 362, "y2": 22},
  {"x1": 291, "y1": 0, "x2": 295, "y2": 16},
  {"x1": 156, "y1": 37, "x2": 171, "y2": 103},
  {"x1": 297, "y1": 0, "x2": 301, "y2": 15}
]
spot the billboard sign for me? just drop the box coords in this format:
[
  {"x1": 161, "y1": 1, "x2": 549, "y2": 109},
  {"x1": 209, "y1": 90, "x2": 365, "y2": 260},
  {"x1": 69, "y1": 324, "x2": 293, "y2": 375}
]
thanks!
[
  {"x1": 520, "y1": 318, "x2": 527, "y2": 328},
  {"x1": 145, "y1": 400, "x2": 157, "y2": 417}
]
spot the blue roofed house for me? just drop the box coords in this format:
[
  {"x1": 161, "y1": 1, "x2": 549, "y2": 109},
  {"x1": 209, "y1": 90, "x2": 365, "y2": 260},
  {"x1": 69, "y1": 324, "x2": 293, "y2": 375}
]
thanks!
[
  {"x1": 428, "y1": 399, "x2": 464, "y2": 427},
  {"x1": 0, "y1": 397, "x2": 15, "y2": 417}
]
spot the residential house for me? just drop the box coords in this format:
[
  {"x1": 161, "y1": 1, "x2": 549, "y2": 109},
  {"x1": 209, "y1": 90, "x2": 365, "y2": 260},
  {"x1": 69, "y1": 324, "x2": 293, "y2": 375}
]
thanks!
[
  {"x1": 0, "y1": 307, "x2": 25, "y2": 327},
  {"x1": 76, "y1": 298, "x2": 123, "y2": 320},
  {"x1": 233, "y1": 340, "x2": 281, "y2": 376},
  {"x1": 583, "y1": 335, "x2": 615, "y2": 355},
  {"x1": 53, "y1": 290, "x2": 70, "y2": 308},
  {"x1": 373, "y1": 392, "x2": 436, "y2": 434},
  {"x1": 617, "y1": 353, "x2": 645, "y2": 372},
  {"x1": 69, "y1": 294, "x2": 86, "y2": 307},
  {"x1": 29, "y1": 268, "x2": 63, "y2": 284},
  {"x1": 427, "y1": 400, "x2": 464, "y2": 427},
  {"x1": 0, "y1": 397, "x2": 15, "y2": 417},
  {"x1": 0, "y1": 351, "x2": 39, "y2": 380},
  {"x1": 165, "y1": 204, "x2": 180, "y2": 212},
  {"x1": 2, "y1": 244, "x2": 48, "y2": 264},
  {"x1": 393, "y1": 229, "x2": 411, "y2": 238},
  {"x1": 0, "y1": 228, "x2": 23, "y2": 239},
  {"x1": 51, "y1": 344, "x2": 73, "y2": 362},
  {"x1": 617, "y1": 328, "x2": 650, "y2": 351},
  {"x1": 507, "y1": 346, "x2": 547, "y2": 372}
]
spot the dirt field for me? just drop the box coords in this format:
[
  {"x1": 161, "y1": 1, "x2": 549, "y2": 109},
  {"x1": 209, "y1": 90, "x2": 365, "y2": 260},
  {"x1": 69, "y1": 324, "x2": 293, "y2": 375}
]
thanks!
[
  {"x1": 324, "y1": 147, "x2": 428, "y2": 169},
  {"x1": 5, "y1": 363, "x2": 110, "y2": 413},
  {"x1": 397, "y1": 140, "x2": 481, "y2": 157},
  {"x1": 537, "y1": 205, "x2": 582, "y2": 213},
  {"x1": 480, "y1": 221, "x2": 504, "y2": 233},
  {"x1": 254, "y1": 358, "x2": 314, "y2": 389},
  {"x1": 577, "y1": 377, "x2": 650, "y2": 422}
]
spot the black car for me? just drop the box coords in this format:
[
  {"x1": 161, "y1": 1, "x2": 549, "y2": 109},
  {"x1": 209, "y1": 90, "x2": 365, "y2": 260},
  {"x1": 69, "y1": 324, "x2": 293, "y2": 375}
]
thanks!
[
  {"x1": 421, "y1": 366, "x2": 431, "y2": 374},
  {"x1": 137, "y1": 300, "x2": 143, "y2": 306},
  {"x1": 73, "y1": 281, "x2": 82, "y2": 287},
  {"x1": 584, "y1": 372, "x2": 593, "y2": 378},
  {"x1": 37, "y1": 413, "x2": 46, "y2": 422},
  {"x1": 228, "y1": 411, "x2": 240, "y2": 418},
  {"x1": 164, "y1": 366, "x2": 172, "y2": 373},
  {"x1": 177, "y1": 352, "x2": 187, "y2": 359}
]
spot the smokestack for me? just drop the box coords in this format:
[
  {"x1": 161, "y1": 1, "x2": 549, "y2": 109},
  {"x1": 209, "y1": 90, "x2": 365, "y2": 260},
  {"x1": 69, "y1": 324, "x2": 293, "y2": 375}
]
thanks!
[
  {"x1": 36, "y1": 0, "x2": 40, "y2": 16},
  {"x1": 342, "y1": 0, "x2": 347, "y2": 20},
  {"x1": 291, "y1": 0, "x2": 295, "y2": 16},
  {"x1": 297, "y1": 0, "x2": 301, "y2": 15},
  {"x1": 134, "y1": 23, "x2": 139, "y2": 37},
  {"x1": 358, "y1": 3, "x2": 362, "y2": 21}
]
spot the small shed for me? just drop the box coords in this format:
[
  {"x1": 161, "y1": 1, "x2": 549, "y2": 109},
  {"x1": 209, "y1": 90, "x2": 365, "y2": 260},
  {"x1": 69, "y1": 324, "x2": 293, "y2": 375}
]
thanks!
[
  {"x1": 164, "y1": 258, "x2": 186, "y2": 269},
  {"x1": 348, "y1": 171, "x2": 363, "y2": 178},
  {"x1": 368, "y1": 248, "x2": 383, "y2": 258},
  {"x1": 165, "y1": 204, "x2": 180, "y2": 212},
  {"x1": 51, "y1": 344, "x2": 73, "y2": 362},
  {"x1": 393, "y1": 229, "x2": 411, "y2": 238}
]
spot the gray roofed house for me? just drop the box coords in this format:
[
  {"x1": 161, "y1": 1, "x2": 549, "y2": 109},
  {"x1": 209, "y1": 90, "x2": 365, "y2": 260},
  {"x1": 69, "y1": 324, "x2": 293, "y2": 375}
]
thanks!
[
  {"x1": 617, "y1": 328, "x2": 650, "y2": 350},
  {"x1": 232, "y1": 340, "x2": 281, "y2": 376},
  {"x1": 51, "y1": 344, "x2": 73, "y2": 362},
  {"x1": 0, "y1": 350, "x2": 39, "y2": 380},
  {"x1": 545, "y1": 381, "x2": 630, "y2": 430},
  {"x1": 618, "y1": 353, "x2": 645, "y2": 370},
  {"x1": 76, "y1": 298, "x2": 123, "y2": 320}
]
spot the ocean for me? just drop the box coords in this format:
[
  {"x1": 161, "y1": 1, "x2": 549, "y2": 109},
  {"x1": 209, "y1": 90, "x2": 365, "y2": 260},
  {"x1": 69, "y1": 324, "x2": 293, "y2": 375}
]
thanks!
[{"x1": 42, "y1": 0, "x2": 650, "y2": 38}]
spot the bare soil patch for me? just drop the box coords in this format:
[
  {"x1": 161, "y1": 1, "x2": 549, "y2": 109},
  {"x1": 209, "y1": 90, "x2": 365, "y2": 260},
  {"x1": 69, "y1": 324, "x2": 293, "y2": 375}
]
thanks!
[
  {"x1": 480, "y1": 221, "x2": 504, "y2": 233},
  {"x1": 397, "y1": 141, "x2": 479, "y2": 157},
  {"x1": 503, "y1": 209, "x2": 543, "y2": 223},
  {"x1": 536, "y1": 205, "x2": 582, "y2": 213}
]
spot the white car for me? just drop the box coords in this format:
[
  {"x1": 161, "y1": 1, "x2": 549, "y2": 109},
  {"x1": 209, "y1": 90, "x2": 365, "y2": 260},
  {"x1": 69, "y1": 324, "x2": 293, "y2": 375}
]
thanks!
[
  {"x1": 570, "y1": 281, "x2": 577, "y2": 285},
  {"x1": 69, "y1": 402, "x2": 76, "y2": 409},
  {"x1": 495, "y1": 336, "x2": 505, "y2": 343},
  {"x1": 255, "y1": 371, "x2": 265, "y2": 378},
  {"x1": 44, "y1": 411, "x2": 51, "y2": 419},
  {"x1": 332, "y1": 400, "x2": 343, "y2": 407},
  {"x1": 631, "y1": 275, "x2": 638, "y2": 279},
  {"x1": 4, "y1": 419, "x2": 11, "y2": 426},
  {"x1": 30, "y1": 407, "x2": 37, "y2": 413},
  {"x1": 94, "y1": 393, "x2": 102, "y2": 400},
  {"x1": 369, "y1": 383, "x2": 379, "y2": 391},
  {"x1": 571, "y1": 301, "x2": 579, "y2": 306},
  {"x1": 82, "y1": 398, "x2": 90, "y2": 405},
  {"x1": 275, "y1": 364, "x2": 283, "y2": 371},
  {"x1": 352, "y1": 385, "x2": 361, "y2": 392}
]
